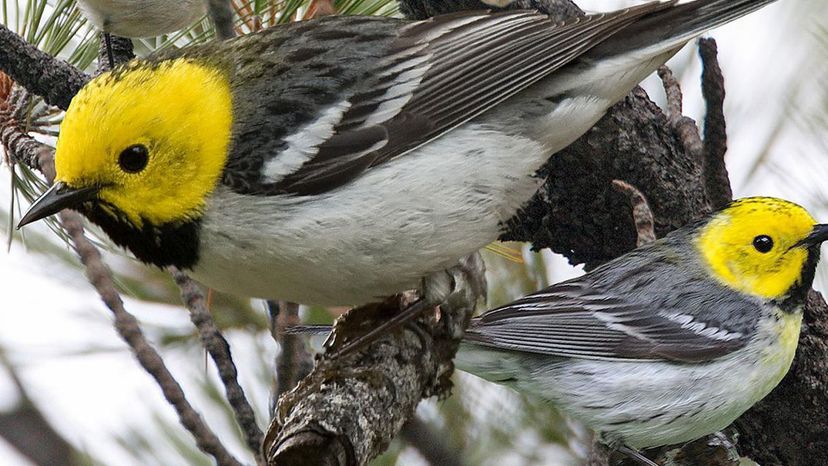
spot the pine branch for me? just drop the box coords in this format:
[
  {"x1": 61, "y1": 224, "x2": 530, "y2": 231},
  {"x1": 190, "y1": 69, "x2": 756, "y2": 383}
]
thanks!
[
  {"x1": 59, "y1": 209, "x2": 246, "y2": 466},
  {"x1": 0, "y1": 24, "x2": 87, "y2": 111},
  {"x1": 172, "y1": 269, "x2": 264, "y2": 463}
]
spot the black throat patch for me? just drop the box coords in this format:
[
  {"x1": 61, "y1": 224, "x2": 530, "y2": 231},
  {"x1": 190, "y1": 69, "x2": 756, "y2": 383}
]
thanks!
[
  {"x1": 777, "y1": 247, "x2": 821, "y2": 312},
  {"x1": 80, "y1": 202, "x2": 201, "y2": 270}
]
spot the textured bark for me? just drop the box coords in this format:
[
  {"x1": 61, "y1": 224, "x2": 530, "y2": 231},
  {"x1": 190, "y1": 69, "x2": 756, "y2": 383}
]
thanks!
[
  {"x1": 264, "y1": 254, "x2": 486, "y2": 465},
  {"x1": 501, "y1": 86, "x2": 713, "y2": 269},
  {"x1": 698, "y1": 38, "x2": 732, "y2": 210},
  {"x1": 0, "y1": 24, "x2": 87, "y2": 110}
]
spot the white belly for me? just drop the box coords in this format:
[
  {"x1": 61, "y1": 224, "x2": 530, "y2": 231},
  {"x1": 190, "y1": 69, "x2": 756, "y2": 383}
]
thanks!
[
  {"x1": 193, "y1": 124, "x2": 547, "y2": 305},
  {"x1": 191, "y1": 45, "x2": 679, "y2": 305},
  {"x1": 456, "y1": 310, "x2": 801, "y2": 449}
]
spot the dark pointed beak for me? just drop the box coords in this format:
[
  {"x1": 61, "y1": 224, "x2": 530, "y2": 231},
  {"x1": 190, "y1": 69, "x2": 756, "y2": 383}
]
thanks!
[
  {"x1": 17, "y1": 182, "x2": 99, "y2": 229},
  {"x1": 801, "y1": 224, "x2": 828, "y2": 248}
]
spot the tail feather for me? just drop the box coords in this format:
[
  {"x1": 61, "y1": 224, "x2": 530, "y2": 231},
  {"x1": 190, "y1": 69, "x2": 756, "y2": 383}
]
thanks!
[
  {"x1": 283, "y1": 324, "x2": 332, "y2": 336},
  {"x1": 590, "y1": 0, "x2": 777, "y2": 58},
  {"x1": 282, "y1": 324, "x2": 330, "y2": 353}
]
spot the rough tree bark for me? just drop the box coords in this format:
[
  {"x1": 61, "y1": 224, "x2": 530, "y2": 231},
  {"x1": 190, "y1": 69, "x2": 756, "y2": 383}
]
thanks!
[{"x1": 265, "y1": 254, "x2": 487, "y2": 465}]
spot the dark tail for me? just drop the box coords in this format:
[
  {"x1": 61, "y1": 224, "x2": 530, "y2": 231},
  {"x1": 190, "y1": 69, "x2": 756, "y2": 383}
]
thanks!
[
  {"x1": 590, "y1": 0, "x2": 777, "y2": 58},
  {"x1": 283, "y1": 324, "x2": 332, "y2": 336}
]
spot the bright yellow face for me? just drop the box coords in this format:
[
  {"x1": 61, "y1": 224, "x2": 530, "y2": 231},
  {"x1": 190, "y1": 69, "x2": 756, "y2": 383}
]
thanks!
[
  {"x1": 696, "y1": 197, "x2": 819, "y2": 300},
  {"x1": 55, "y1": 59, "x2": 233, "y2": 227}
]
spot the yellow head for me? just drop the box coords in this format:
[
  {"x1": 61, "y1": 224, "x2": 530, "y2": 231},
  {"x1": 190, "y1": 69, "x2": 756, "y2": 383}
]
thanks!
[
  {"x1": 52, "y1": 59, "x2": 233, "y2": 227},
  {"x1": 696, "y1": 197, "x2": 827, "y2": 301}
]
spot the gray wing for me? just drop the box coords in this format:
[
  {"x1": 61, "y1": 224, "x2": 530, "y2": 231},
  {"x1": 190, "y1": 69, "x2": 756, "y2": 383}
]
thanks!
[
  {"x1": 466, "y1": 275, "x2": 754, "y2": 363},
  {"x1": 266, "y1": 3, "x2": 672, "y2": 195}
]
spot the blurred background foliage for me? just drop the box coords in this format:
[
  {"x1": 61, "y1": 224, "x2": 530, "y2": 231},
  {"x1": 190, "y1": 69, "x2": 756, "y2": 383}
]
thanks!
[{"x1": 0, "y1": 0, "x2": 825, "y2": 465}]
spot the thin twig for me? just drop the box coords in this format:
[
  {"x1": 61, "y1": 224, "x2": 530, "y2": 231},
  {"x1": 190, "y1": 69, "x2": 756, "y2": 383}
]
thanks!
[
  {"x1": 172, "y1": 269, "x2": 264, "y2": 463},
  {"x1": 60, "y1": 213, "x2": 245, "y2": 466},
  {"x1": 2, "y1": 112, "x2": 244, "y2": 466},
  {"x1": 268, "y1": 301, "x2": 313, "y2": 410},
  {"x1": 658, "y1": 65, "x2": 683, "y2": 118},
  {"x1": 698, "y1": 38, "x2": 732, "y2": 209},
  {"x1": 657, "y1": 65, "x2": 704, "y2": 164},
  {"x1": 612, "y1": 180, "x2": 656, "y2": 247},
  {"x1": 0, "y1": 111, "x2": 51, "y2": 174}
]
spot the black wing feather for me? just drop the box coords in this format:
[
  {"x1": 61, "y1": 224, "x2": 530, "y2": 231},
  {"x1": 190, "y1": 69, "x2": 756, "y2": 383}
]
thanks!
[
  {"x1": 466, "y1": 257, "x2": 755, "y2": 363},
  {"x1": 273, "y1": 3, "x2": 673, "y2": 195}
]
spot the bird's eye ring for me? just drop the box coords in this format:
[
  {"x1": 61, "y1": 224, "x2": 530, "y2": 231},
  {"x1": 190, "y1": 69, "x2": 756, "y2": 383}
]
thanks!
[
  {"x1": 118, "y1": 144, "x2": 149, "y2": 173},
  {"x1": 753, "y1": 235, "x2": 774, "y2": 253}
]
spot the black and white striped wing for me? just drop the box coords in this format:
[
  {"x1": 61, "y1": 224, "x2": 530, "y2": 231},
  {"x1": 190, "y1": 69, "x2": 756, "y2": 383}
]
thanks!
[
  {"x1": 270, "y1": 3, "x2": 672, "y2": 195},
  {"x1": 466, "y1": 279, "x2": 751, "y2": 363}
]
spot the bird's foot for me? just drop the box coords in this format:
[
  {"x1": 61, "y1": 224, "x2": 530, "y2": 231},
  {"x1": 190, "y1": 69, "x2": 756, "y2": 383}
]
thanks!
[
  {"x1": 425, "y1": 253, "x2": 487, "y2": 339},
  {"x1": 330, "y1": 253, "x2": 486, "y2": 357}
]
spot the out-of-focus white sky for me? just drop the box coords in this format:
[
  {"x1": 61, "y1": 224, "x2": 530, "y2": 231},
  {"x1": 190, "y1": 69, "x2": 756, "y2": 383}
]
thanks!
[{"x1": 0, "y1": 1, "x2": 826, "y2": 465}]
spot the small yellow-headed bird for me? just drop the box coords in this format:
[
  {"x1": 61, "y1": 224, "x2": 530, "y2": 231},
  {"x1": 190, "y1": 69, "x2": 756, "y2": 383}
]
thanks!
[
  {"x1": 19, "y1": 1, "x2": 778, "y2": 308},
  {"x1": 296, "y1": 197, "x2": 828, "y2": 458}
]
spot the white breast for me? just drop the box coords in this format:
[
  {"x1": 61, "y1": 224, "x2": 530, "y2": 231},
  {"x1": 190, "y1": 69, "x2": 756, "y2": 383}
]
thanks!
[
  {"x1": 456, "y1": 308, "x2": 801, "y2": 449},
  {"x1": 194, "y1": 124, "x2": 546, "y2": 305},
  {"x1": 191, "y1": 43, "x2": 687, "y2": 305}
]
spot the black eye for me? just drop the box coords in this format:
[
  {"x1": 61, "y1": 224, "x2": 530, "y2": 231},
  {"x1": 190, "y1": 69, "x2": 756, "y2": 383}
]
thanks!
[
  {"x1": 118, "y1": 144, "x2": 149, "y2": 173},
  {"x1": 753, "y1": 235, "x2": 774, "y2": 253}
]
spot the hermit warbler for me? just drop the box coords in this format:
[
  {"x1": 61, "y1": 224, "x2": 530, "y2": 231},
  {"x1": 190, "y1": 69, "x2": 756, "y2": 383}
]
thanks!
[
  {"x1": 297, "y1": 198, "x2": 828, "y2": 456},
  {"x1": 77, "y1": 0, "x2": 207, "y2": 38},
  {"x1": 20, "y1": 0, "x2": 778, "y2": 307}
]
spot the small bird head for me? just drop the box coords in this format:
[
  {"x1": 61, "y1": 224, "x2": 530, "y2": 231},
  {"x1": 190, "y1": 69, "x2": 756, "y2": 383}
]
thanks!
[
  {"x1": 17, "y1": 59, "x2": 233, "y2": 259},
  {"x1": 696, "y1": 197, "x2": 828, "y2": 303}
]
